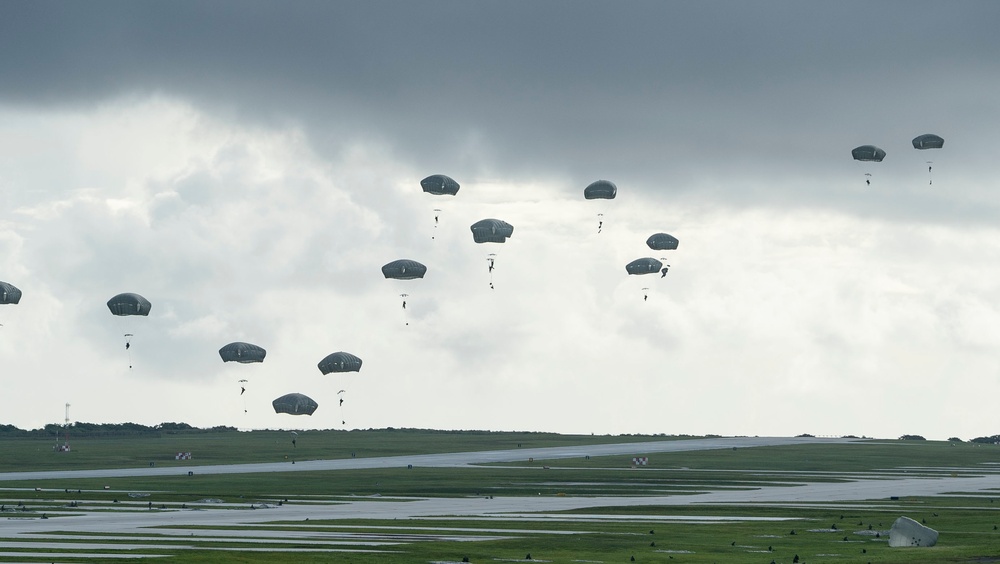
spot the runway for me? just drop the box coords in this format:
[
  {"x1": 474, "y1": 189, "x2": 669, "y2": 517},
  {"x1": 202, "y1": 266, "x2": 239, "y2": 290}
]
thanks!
[
  {"x1": 2, "y1": 436, "x2": 997, "y2": 559},
  {"x1": 0, "y1": 435, "x2": 850, "y2": 482}
]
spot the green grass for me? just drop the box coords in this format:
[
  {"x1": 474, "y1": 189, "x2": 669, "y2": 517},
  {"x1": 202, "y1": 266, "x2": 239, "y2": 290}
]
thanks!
[
  {"x1": 491, "y1": 440, "x2": 1000, "y2": 473},
  {"x1": 0, "y1": 428, "x2": 681, "y2": 472},
  {"x1": 3, "y1": 431, "x2": 1000, "y2": 563}
]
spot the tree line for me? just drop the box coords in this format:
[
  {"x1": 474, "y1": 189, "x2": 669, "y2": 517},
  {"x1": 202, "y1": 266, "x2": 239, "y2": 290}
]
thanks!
[{"x1": 0, "y1": 422, "x2": 237, "y2": 439}]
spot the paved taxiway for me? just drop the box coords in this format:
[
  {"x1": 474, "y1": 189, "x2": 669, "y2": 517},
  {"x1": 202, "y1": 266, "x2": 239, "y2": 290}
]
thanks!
[{"x1": 3, "y1": 436, "x2": 998, "y2": 552}]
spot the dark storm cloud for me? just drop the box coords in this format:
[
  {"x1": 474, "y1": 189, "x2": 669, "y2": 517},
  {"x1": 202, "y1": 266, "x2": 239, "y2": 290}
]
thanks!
[{"x1": 3, "y1": 1, "x2": 999, "y2": 215}]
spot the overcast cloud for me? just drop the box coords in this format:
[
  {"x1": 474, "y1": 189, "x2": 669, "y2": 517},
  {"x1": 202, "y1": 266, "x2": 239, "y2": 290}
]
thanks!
[{"x1": 2, "y1": 1, "x2": 1000, "y2": 439}]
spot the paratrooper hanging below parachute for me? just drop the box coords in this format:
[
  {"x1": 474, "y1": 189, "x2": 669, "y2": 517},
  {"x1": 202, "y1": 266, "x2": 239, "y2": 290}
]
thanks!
[
  {"x1": 383, "y1": 260, "x2": 426, "y2": 325},
  {"x1": 852, "y1": 145, "x2": 885, "y2": 186},
  {"x1": 584, "y1": 180, "x2": 617, "y2": 233},
  {"x1": 107, "y1": 293, "x2": 151, "y2": 370},
  {"x1": 319, "y1": 353, "x2": 361, "y2": 425},
  {"x1": 912, "y1": 134, "x2": 944, "y2": 185},
  {"x1": 471, "y1": 219, "x2": 514, "y2": 289},
  {"x1": 219, "y1": 342, "x2": 265, "y2": 412},
  {"x1": 421, "y1": 174, "x2": 459, "y2": 239}
]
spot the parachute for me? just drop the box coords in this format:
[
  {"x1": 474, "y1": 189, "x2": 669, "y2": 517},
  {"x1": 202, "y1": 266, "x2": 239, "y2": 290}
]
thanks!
[
  {"x1": 421, "y1": 175, "x2": 459, "y2": 239},
  {"x1": 912, "y1": 134, "x2": 944, "y2": 184},
  {"x1": 220, "y1": 342, "x2": 265, "y2": 413},
  {"x1": 420, "y1": 174, "x2": 460, "y2": 196},
  {"x1": 852, "y1": 145, "x2": 885, "y2": 185},
  {"x1": 382, "y1": 260, "x2": 426, "y2": 325},
  {"x1": 107, "y1": 293, "x2": 152, "y2": 316},
  {"x1": 107, "y1": 293, "x2": 151, "y2": 369},
  {"x1": 646, "y1": 233, "x2": 679, "y2": 251},
  {"x1": 272, "y1": 393, "x2": 318, "y2": 416},
  {"x1": 0, "y1": 281, "x2": 20, "y2": 327},
  {"x1": 381, "y1": 259, "x2": 427, "y2": 280},
  {"x1": 0, "y1": 281, "x2": 22, "y2": 305},
  {"x1": 318, "y1": 351, "x2": 363, "y2": 374},
  {"x1": 852, "y1": 145, "x2": 886, "y2": 162},
  {"x1": 319, "y1": 352, "x2": 362, "y2": 426},
  {"x1": 584, "y1": 180, "x2": 617, "y2": 200},
  {"x1": 471, "y1": 219, "x2": 513, "y2": 288},
  {"x1": 912, "y1": 134, "x2": 944, "y2": 150},
  {"x1": 470, "y1": 219, "x2": 514, "y2": 243},
  {"x1": 584, "y1": 180, "x2": 617, "y2": 233},
  {"x1": 219, "y1": 342, "x2": 267, "y2": 363},
  {"x1": 626, "y1": 257, "x2": 664, "y2": 275}
]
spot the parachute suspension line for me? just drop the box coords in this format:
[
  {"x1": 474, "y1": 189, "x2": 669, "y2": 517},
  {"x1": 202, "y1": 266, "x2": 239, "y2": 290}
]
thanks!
[
  {"x1": 338, "y1": 390, "x2": 347, "y2": 426},
  {"x1": 107, "y1": 293, "x2": 150, "y2": 372},
  {"x1": 114, "y1": 312, "x2": 134, "y2": 370},
  {"x1": 124, "y1": 333, "x2": 134, "y2": 370},
  {"x1": 487, "y1": 253, "x2": 497, "y2": 290},
  {"x1": 125, "y1": 334, "x2": 133, "y2": 368},
  {"x1": 239, "y1": 379, "x2": 249, "y2": 413}
]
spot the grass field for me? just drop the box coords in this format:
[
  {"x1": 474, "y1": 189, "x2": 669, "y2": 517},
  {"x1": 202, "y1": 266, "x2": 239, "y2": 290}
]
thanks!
[
  {"x1": 0, "y1": 428, "x2": 677, "y2": 472},
  {"x1": 2, "y1": 430, "x2": 1000, "y2": 563}
]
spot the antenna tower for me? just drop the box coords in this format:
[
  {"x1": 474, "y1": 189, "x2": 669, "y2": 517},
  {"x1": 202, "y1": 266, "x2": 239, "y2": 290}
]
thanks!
[{"x1": 60, "y1": 403, "x2": 71, "y2": 452}]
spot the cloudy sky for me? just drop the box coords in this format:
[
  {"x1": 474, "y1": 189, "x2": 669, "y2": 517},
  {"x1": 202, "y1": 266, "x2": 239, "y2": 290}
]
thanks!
[{"x1": 2, "y1": 1, "x2": 1000, "y2": 440}]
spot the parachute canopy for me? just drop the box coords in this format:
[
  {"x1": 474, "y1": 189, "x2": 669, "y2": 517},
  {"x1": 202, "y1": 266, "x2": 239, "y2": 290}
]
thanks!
[
  {"x1": 219, "y1": 342, "x2": 267, "y2": 363},
  {"x1": 626, "y1": 257, "x2": 664, "y2": 275},
  {"x1": 107, "y1": 293, "x2": 152, "y2": 316},
  {"x1": 421, "y1": 174, "x2": 460, "y2": 196},
  {"x1": 912, "y1": 134, "x2": 944, "y2": 150},
  {"x1": 646, "y1": 233, "x2": 679, "y2": 251},
  {"x1": 318, "y1": 351, "x2": 363, "y2": 374},
  {"x1": 272, "y1": 393, "x2": 318, "y2": 416},
  {"x1": 0, "y1": 281, "x2": 21, "y2": 305},
  {"x1": 584, "y1": 180, "x2": 617, "y2": 200},
  {"x1": 470, "y1": 218, "x2": 514, "y2": 243},
  {"x1": 382, "y1": 259, "x2": 427, "y2": 280},
  {"x1": 852, "y1": 145, "x2": 886, "y2": 162}
]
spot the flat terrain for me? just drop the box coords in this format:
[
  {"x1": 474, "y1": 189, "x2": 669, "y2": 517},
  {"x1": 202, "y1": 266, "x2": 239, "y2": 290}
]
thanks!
[{"x1": 1, "y1": 431, "x2": 999, "y2": 562}]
